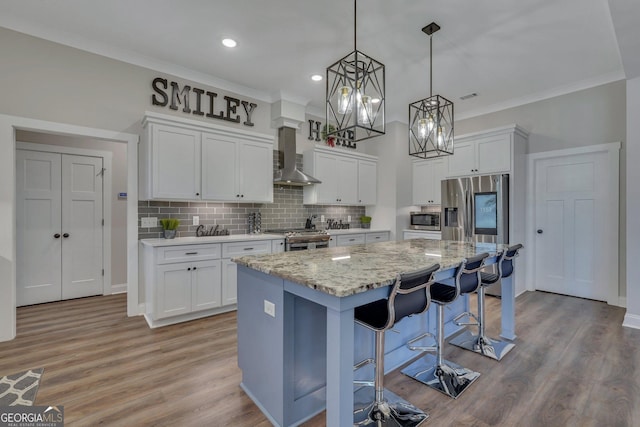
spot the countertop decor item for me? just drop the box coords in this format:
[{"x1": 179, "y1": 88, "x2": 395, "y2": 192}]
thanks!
[
  {"x1": 360, "y1": 215, "x2": 371, "y2": 228},
  {"x1": 159, "y1": 218, "x2": 180, "y2": 239},
  {"x1": 325, "y1": 0, "x2": 385, "y2": 145},
  {"x1": 409, "y1": 22, "x2": 454, "y2": 159}
]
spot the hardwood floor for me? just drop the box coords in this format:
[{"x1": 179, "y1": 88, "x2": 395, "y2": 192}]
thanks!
[{"x1": 1, "y1": 291, "x2": 639, "y2": 426}]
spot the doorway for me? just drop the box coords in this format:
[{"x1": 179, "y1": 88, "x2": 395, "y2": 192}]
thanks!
[
  {"x1": 0, "y1": 113, "x2": 139, "y2": 343},
  {"x1": 526, "y1": 143, "x2": 620, "y2": 304},
  {"x1": 16, "y1": 148, "x2": 105, "y2": 306}
]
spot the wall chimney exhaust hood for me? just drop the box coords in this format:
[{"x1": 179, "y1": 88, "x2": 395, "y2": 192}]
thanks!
[{"x1": 273, "y1": 126, "x2": 321, "y2": 186}]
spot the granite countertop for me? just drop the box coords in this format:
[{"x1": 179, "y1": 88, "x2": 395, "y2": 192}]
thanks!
[
  {"x1": 234, "y1": 239, "x2": 506, "y2": 297},
  {"x1": 140, "y1": 233, "x2": 285, "y2": 247}
]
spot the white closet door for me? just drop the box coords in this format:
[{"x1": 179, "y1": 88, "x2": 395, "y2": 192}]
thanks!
[
  {"x1": 533, "y1": 152, "x2": 609, "y2": 301},
  {"x1": 61, "y1": 155, "x2": 104, "y2": 300},
  {"x1": 16, "y1": 150, "x2": 62, "y2": 306}
]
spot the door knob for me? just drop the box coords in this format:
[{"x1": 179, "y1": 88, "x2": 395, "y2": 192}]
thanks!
[
  {"x1": 54, "y1": 233, "x2": 61, "y2": 238},
  {"x1": 63, "y1": 233, "x2": 70, "y2": 238},
  {"x1": 537, "y1": 229, "x2": 543, "y2": 234}
]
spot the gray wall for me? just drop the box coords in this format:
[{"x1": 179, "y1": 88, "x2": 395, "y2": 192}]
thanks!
[{"x1": 456, "y1": 80, "x2": 627, "y2": 297}]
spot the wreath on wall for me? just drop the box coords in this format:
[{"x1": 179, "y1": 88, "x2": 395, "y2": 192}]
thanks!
[{"x1": 321, "y1": 124, "x2": 336, "y2": 147}]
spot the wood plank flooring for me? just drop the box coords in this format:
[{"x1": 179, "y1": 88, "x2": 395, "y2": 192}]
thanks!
[{"x1": 1, "y1": 291, "x2": 639, "y2": 426}]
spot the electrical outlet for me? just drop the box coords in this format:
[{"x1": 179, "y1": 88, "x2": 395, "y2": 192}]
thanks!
[
  {"x1": 348, "y1": 215, "x2": 352, "y2": 222},
  {"x1": 193, "y1": 216, "x2": 199, "y2": 226},
  {"x1": 141, "y1": 217, "x2": 157, "y2": 228},
  {"x1": 264, "y1": 300, "x2": 276, "y2": 318},
  {"x1": 320, "y1": 215, "x2": 325, "y2": 223}
]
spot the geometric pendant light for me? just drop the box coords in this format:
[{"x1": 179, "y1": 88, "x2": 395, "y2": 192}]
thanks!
[
  {"x1": 409, "y1": 22, "x2": 454, "y2": 158},
  {"x1": 326, "y1": 0, "x2": 385, "y2": 147}
]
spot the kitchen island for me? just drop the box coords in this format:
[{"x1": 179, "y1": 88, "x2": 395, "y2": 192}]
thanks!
[{"x1": 233, "y1": 239, "x2": 514, "y2": 427}]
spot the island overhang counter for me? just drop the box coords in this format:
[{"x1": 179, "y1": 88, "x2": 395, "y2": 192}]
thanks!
[{"x1": 233, "y1": 239, "x2": 515, "y2": 427}]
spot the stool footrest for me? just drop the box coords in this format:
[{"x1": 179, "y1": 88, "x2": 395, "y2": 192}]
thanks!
[
  {"x1": 449, "y1": 330, "x2": 515, "y2": 361},
  {"x1": 354, "y1": 358, "x2": 375, "y2": 371},
  {"x1": 354, "y1": 386, "x2": 428, "y2": 426},
  {"x1": 406, "y1": 332, "x2": 436, "y2": 353},
  {"x1": 401, "y1": 354, "x2": 480, "y2": 399},
  {"x1": 453, "y1": 311, "x2": 479, "y2": 327}
]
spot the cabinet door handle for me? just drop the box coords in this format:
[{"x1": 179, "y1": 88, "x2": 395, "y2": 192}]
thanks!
[
  {"x1": 349, "y1": 238, "x2": 355, "y2": 241},
  {"x1": 54, "y1": 233, "x2": 61, "y2": 239},
  {"x1": 187, "y1": 267, "x2": 191, "y2": 271},
  {"x1": 237, "y1": 194, "x2": 240, "y2": 198},
  {"x1": 196, "y1": 192, "x2": 200, "y2": 196},
  {"x1": 243, "y1": 247, "x2": 254, "y2": 251},
  {"x1": 63, "y1": 233, "x2": 70, "y2": 238},
  {"x1": 241, "y1": 194, "x2": 244, "y2": 198},
  {"x1": 185, "y1": 252, "x2": 198, "y2": 255},
  {"x1": 193, "y1": 266, "x2": 197, "y2": 270}
]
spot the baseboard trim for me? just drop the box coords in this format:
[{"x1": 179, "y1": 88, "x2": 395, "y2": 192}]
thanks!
[
  {"x1": 111, "y1": 283, "x2": 127, "y2": 294},
  {"x1": 144, "y1": 305, "x2": 237, "y2": 328},
  {"x1": 622, "y1": 312, "x2": 640, "y2": 329}
]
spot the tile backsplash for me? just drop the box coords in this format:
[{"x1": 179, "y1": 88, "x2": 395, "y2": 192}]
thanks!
[{"x1": 138, "y1": 151, "x2": 366, "y2": 239}]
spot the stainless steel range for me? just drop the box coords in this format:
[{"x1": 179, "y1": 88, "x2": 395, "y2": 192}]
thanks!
[{"x1": 266, "y1": 228, "x2": 331, "y2": 251}]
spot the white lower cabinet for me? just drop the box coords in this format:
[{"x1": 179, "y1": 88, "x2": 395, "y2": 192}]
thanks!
[
  {"x1": 155, "y1": 258, "x2": 222, "y2": 319},
  {"x1": 329, "y1": 231, "x2": 390, "y2": 247},
  {"x1": 365, "y1": 231, "x2": 390, "y2": 244},
  {"x1": 221, "y1": 258, "x2": 238, "y2": 306},
  {"x1": 142, "y1": 238, "x2": 280, "y2": 327}
]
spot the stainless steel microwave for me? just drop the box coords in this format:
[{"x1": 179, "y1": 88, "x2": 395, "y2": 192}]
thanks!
[{"x1": 410, "y1": 208, "x2": 441, "y2": 231}]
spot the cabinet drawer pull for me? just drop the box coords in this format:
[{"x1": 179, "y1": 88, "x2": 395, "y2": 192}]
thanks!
[
  {"x1": 185, "y1": 252, "x2": 198, "y2": 255},
  {"x1": 243, "y1": 247, "x2": 254, "y2": 251}
]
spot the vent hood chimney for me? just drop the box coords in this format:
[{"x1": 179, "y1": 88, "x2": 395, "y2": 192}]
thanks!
[{"x1": 273, "y1": 126, "x2": 321, "y2": 186}]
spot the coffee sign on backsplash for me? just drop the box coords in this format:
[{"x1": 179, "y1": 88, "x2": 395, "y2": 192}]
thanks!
[
  {"x1": 308, "y1": 120, "x2": 356, "y2": 149},
  {"x1": 151, "y1": 77, "x2": 258, "y2": 127}
]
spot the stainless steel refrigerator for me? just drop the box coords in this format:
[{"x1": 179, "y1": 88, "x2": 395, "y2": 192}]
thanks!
[{"x1": 441, "y1": 174, "x2": 509, "y2": 296}]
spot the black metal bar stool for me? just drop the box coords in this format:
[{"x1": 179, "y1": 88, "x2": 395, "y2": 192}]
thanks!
[
  {"x1": 401, "y1": 253, "x2": 488, "y2": 399},
  {"x1": 353, "y1": 263, "x2": 440, "y2": 427},
  {"x1": 449, "y1": 244, "x2": 523, "y2": 361}
]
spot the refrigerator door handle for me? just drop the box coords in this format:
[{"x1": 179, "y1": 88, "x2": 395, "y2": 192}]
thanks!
[{"x1": 465, "y1": 189, "x2": 472, "y2": 242}]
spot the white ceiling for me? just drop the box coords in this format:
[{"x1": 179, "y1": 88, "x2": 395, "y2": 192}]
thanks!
[{"x1": 0, "y1": 0, "x2": 633, "y2": 122}]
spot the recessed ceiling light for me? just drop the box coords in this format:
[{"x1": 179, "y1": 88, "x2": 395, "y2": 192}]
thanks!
[
  {"x1": 311, "y1": 74, "x2": 323, "y2": 82},
  {"x1": 222, "y1": 38, "x2": 237, "y2": 48}
]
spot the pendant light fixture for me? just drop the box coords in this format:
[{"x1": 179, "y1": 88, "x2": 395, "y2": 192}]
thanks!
[
  {"x1": 326, "y1": 0, "x2": 385, "y2": 147},
  {"x1": 409, "y1": 22, "x2": 454, "y2": 158}
]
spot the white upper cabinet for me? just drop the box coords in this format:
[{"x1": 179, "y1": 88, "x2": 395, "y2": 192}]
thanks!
[
  {"x1": 357, "y1": 159, "x2": 377, "y2": 205},
  {"x1": 151, "y1": 124, "x2": 201, "y2": 200},
  {"x1": 201, "y1": 134, "x2": 238, "y2": 200},
  {"x1": 303, "y1": 146, "x2": 378, "y2": 206},
  {"x1": 412, "y1": 157, "x2": 447, "y2": 205},
  {"x1": 447, "y1": 131, "x2": 512, "y2": 177},
  {"x1": 201, "y1": 134, "x2": 273, "y2": 203},
  {"x1": 140, "y1": 112, "x2": 274, "y2": 202}
]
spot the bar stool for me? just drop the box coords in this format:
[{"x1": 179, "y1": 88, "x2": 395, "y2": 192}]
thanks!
[
  {"x1": 449, "y1": 244, "x2": 523, "y2": 361},
  {"x1": 353, "y1": 263, "x2": 440, "y2": 427},
  {"x1": 401, "y1": 253, "x2": 488, "y2": 399}
]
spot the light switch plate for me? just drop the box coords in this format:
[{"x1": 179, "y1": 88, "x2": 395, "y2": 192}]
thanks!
[
  {"x1": 348, "y1": 215, "x2": 352, "y2": 222},
  {"x1": 193, "y1": 216, "x2": 199, "y2": 226},
  {"x1": 321, "y1": 215, "x2": 325, "y2": 223},
  {"x1": 141, "y1": 217, "x2": 157, "y2": 228}
]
